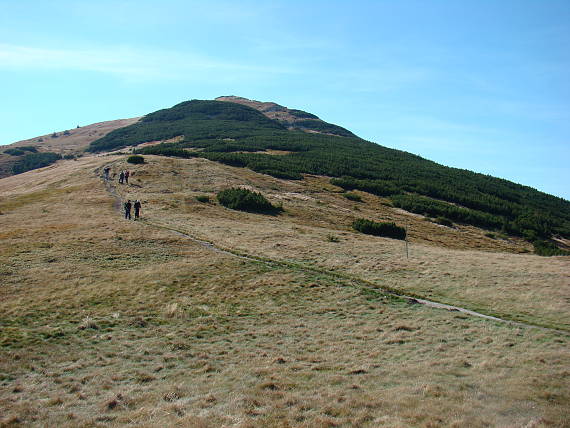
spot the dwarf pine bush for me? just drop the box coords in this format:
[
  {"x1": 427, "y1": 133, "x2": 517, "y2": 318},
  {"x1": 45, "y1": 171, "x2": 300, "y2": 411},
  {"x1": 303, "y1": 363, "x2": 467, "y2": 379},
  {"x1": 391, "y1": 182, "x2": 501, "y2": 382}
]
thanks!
[
  {"x1": 217, "y1": 187, "x2": 281, "y2": 214},
  {"x1": 4, "y1": 148, "x2": 25, "y2": 156},
  {"x1": 352, "y1": 218, "x2": 406, "y2": 240},
  {"x1": 343, "y1": 192, "x2": 362, "y2": 202},
  {"x1": 12, "y1": 152, "x2": 61, "y2": 174},
  {"x1": 4, "y1": 146, "x2": 37, "y2": 156},
  {"x1": 532, "y1": 240, "x2": 570, "y2": 257},
  {"x1": 196, "y1": 195, "x2": 210, "y2": 203},
  {"x1": 127, "y1": 155, "x2": 145, "y2": 164}
]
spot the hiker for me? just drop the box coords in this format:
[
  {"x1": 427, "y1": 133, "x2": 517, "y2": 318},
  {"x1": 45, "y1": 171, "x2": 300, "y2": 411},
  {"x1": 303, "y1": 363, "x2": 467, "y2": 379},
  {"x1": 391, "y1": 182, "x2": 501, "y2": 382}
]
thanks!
[
  {"x1": 103, "y1": 167, "x2": 110, "y2": 180},
  {"x1": 119, "y1": 171, "x2": 125, "y2": 184},
  {"x1": 134, "y1": 200, "x2": 141, "y2": 219},
  {"x1": 124, "y1": 200, "x2": 132, "y2": 220},
  {"x1": 124, "y1": 170, "x2": 130, "y2": 184}
]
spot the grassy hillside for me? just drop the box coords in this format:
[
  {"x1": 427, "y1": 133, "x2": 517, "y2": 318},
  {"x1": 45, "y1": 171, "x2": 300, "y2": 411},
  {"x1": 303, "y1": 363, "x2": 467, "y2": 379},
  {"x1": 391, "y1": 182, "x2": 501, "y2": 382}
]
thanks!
[
  {"x1": 88, "y1": 99, "x2": 569, "y2": 248},
  {"x1": 1, "y1": 154, "x2": 568, "y2": 426},
  {"x1": 0, "y1": 117, "x2": 139, "y2": 179}
]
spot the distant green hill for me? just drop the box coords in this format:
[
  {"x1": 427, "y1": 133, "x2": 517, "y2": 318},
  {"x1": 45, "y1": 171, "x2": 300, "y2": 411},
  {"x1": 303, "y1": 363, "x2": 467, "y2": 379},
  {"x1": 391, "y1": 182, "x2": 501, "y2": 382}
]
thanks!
[
  {"x1": 89, "y1": 99, "x2": 570, "y2": 248},
  {"x1": 87, "y1": 100, "x2": 285, "y2": 153}
]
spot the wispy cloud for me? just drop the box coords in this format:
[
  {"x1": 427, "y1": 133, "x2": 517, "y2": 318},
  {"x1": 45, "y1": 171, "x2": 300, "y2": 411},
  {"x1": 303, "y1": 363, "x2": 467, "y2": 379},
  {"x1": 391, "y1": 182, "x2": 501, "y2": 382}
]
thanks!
[{"x1": 0, "y1": 43, "x2": 297, "y2": 81}]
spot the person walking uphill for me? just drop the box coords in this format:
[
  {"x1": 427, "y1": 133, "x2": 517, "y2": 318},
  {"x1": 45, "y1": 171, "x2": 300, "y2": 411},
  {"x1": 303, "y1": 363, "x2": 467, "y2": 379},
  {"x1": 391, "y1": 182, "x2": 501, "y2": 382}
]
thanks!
[
  {"x1": 119, "y1": 171, "x2": 125, "y2": 184},
  {"x1": 133, "y1": 200, "x2": 141, "y2": 219},
  {"x1": 124, "y1": 170, "x2": 130, "y2": 184},
  {"x1": 124, "y1": 200, "x2": 132, "y2": 220}
]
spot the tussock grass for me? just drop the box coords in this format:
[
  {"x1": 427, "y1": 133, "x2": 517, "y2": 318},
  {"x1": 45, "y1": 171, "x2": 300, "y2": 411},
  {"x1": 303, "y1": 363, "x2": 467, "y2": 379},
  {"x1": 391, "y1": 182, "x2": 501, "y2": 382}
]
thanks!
[
  {"x1": 107, "y1": 156, "x2": 568, "y2": 331},
  {"x1": 1, "y1": 155, "x2": 569, "y2": 427}
]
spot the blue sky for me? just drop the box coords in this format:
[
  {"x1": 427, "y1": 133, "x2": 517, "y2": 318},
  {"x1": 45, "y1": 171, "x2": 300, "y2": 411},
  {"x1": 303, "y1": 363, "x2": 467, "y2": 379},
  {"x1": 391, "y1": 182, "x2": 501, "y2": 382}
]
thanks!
[{"x1": 1, "y1": 0, "x2": 569, "y2": 199}]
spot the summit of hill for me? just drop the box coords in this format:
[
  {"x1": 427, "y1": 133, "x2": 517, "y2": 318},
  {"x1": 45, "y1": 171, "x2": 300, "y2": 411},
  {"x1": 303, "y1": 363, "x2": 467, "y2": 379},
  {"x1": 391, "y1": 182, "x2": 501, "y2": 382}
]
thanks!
[{"x1": 215, "y1": 95, "x2": 357, "y2": 137}]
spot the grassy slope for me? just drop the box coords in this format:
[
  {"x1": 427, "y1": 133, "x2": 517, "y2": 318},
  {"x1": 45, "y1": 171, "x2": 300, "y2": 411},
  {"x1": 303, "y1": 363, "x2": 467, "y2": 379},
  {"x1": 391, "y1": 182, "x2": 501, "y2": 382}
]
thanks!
[
  {"x1": 1, "y1": 155, "x2": 569, "y2": 427},
  {"x1": 0, "y1": 118, "x2": 139, "y2": 179},
  {"x1": 111, "y1": 155, "x2": 568, "y2": 331}
]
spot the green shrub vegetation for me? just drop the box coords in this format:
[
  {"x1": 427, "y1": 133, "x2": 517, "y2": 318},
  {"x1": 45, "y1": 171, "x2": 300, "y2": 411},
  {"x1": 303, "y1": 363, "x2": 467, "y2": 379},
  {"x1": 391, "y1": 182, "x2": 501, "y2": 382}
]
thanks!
[
  {"x1": 353, "y1": 219, "x2": 406, "y2": 240},
  {"x1": 390, "y1": 194, "x2": 504, "y2": 230},
  {"x1": 4, "y1": 148, "x2": 25, "y2": 156},
  {"x1": 293, "y1": 119, "x2": 355, "y2": 137},
  {"x1": 88, "y1": 100, "x2": 285, "y2": 153},
  {"x1": 217, "y1": 188, "x2": 281, "y2": 214},
  {"x1": 12, "y1": 152, "x2": 61, "y2": 175},
  {"x1": 288, "y1": 109, "x2": 319, "y2": 119},
  {"x1": 4, "y1": 146, "x2": 37, "y2": 156},
  {"x1": 532, "y1": 240, "x2": 570, "y2": 257},
  {"x1": 195, "y1": 195, "x2": 210, "y2": 203},
  {"x1": 435, "y1": 216, "x2": 454, "y2": 227},
  {"x1": 127, "y1": 155, "x2": 145, "y2": 164},
  {"x1": 88, "y1": 99, "x2": 570, "y2": 248},
  {"x1": 136, "y1": 143, "x2": 196, "y2": 159},
  {"x1": 343, "y1": 192, "x2": 363, "y2": 202},
  {"x1": 332, "y1": 177, "x2": 401, "y2": 197}
]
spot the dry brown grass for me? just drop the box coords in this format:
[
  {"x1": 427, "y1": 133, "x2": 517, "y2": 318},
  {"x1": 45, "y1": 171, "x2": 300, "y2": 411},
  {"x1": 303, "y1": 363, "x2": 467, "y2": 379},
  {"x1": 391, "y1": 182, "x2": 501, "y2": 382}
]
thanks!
[
  {"x1": 8, "y1": 117, "x2": 140, "y2": 154},
  {"x1": 106, "y1": 155, "x2": 569, "y2": 330},
  {"x1": 1, "y1": 155, "x2": 569, "y2": 427},
  {"x1": 0, "y1": 117, "x2": 139, "y2": 179}
]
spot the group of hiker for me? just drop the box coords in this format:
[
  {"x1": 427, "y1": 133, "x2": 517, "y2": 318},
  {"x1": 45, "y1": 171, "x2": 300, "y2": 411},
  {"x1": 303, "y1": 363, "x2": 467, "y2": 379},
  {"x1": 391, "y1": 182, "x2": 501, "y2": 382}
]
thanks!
[
  {"x1": 102, "y1": 167, "x2": 131, "y2": 185},
  {"x1": 118, "y1": 170, "x2": 130, "y2": 184},
  {"x1": 124, "y1": 199, "x2": 142, "y2": 220},
  {"x1": 102, "y1": 166, "x2": 143, "y2": 221}
]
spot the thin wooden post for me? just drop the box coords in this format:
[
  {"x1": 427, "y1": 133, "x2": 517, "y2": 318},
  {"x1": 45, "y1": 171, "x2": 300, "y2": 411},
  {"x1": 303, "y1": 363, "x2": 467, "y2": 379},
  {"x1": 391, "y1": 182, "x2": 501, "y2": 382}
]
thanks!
[{"x1": 405, "y1": 239, "x2": 409, "y2": 259}]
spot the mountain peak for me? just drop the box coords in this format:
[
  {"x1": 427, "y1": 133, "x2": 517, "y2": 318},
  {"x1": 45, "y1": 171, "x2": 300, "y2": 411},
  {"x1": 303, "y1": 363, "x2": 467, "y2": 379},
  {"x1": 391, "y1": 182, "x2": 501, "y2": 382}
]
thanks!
[{"x1": 216, "y1": 96, "x2": 355, "y2": 137}]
